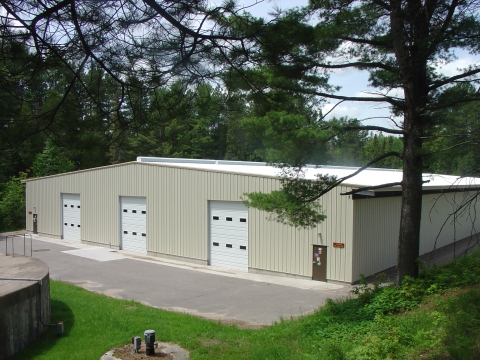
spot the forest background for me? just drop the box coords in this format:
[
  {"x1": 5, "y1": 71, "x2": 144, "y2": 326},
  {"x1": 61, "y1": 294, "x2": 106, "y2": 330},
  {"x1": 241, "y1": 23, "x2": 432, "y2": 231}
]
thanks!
[
  {"x1": 1, "y1": 57, "x2": 477, "y2": 231},
  {"x1": 0, "y1": 1, "x2": 479, "y2": 238}
]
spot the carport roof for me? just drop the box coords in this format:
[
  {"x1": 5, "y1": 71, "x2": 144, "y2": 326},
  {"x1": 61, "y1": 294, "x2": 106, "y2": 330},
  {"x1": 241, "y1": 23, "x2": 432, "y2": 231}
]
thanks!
[{"x1": 137, "y1": 157, "x2": 480, "y2": 191}]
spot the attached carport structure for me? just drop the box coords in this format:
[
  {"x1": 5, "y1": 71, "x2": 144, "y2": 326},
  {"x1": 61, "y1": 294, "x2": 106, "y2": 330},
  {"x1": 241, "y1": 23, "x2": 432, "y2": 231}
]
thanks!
[{"x1": 23, "y1": 157, "x2": 480, "y2": 283}]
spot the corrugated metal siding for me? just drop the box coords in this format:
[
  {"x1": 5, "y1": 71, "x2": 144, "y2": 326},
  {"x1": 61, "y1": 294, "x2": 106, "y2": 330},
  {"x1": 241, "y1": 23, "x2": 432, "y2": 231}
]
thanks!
[
  {"x1": 242, "y1": 181, "x2": 353, "y2": 281},
  {"x1": 24, "y1": 162, "x2": 355, "y2": 281},
  {"x1": 420, "y1": 192, "x2": 480, "y2": 254},
  {"x1": 352, "y1": 197, "x2": 401, "y2": 282},
  {"x1": 316, "y1": 186, "x2": 354, "y2": 283},
  {"x1": 352, "y1": 192, "x2": 480, "y2": 282}
]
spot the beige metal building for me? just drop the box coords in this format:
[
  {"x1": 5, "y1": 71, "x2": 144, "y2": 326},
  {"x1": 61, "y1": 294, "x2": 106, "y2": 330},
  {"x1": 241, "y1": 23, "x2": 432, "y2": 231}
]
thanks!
[{"x1": 23, "y1": 157, "x2": 480, "y2": 283}]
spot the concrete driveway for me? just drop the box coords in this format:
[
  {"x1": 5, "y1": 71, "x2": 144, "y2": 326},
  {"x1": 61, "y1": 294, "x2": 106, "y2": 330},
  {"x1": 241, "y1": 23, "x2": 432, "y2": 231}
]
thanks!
[{"x1": 1, "y1": 233, "x2": 352, "y2": 326}]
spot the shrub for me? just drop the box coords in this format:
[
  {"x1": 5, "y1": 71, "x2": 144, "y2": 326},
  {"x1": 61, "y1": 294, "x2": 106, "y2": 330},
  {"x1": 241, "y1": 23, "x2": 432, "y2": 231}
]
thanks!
[
  {"x1": 442, "y1": 287, "x2": 480, "y2": 359},
  {"x1": 0, "y1": 174, "x2": 26, "y2": 231},
  {"x1": 352, "y1": 253, "x2": 480, "y2": 317}
]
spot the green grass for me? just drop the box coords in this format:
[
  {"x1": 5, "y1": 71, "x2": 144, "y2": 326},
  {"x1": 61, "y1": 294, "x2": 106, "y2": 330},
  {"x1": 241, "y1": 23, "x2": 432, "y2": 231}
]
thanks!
[{"x1": 11, "y1": 251, "x2": 480, "y2": 360}]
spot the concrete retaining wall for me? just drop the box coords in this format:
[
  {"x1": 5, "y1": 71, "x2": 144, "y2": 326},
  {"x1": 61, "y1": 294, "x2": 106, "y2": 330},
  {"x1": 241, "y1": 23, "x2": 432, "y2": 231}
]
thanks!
[{"x1": 0, "y1": 256, "x2": 50, "y2": 359}]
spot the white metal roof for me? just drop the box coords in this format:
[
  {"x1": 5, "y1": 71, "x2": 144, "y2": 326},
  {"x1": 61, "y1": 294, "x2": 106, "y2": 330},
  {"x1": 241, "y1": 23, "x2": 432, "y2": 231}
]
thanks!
[{"x1": 137, "y1": 157, "x2": 480, "y2": 191}]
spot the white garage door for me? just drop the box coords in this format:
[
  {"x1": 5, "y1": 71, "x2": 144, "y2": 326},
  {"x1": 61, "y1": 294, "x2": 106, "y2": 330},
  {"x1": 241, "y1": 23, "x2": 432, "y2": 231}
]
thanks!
[
  {"x1": 120, "y1": 197, "x2": 147, "y2": 254},
  {"x1": 62, "y1": 194, "x2": 81, "y2": 242},
  {"x1": 209, "y1": 201, "x2": 248, "y2": 272}
]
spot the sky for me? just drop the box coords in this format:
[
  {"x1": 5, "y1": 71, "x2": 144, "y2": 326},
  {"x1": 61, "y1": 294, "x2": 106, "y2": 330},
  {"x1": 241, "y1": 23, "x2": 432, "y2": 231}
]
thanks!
[{"x1": 237, "y1": 0, "x2": 480, "y2": 130}]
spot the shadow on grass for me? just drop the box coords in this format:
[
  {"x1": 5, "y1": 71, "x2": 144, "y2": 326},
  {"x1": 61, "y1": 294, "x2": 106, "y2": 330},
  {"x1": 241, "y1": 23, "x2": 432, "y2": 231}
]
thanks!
[
  {"x1": 443, "y1": 286, "x2": 480, "y2": 360},
  {"x1": 10, "y1": 299, "x2": 74, "y2": 359}
]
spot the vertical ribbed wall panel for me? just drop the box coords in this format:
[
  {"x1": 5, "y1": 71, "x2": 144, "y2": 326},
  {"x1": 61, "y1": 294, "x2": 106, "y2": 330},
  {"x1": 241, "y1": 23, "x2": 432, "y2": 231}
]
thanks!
[
  {"x1": 247, "y1": 182, "x2": 353, "y2": 280},
  {"x1": 419, "y1": 192, "x2": 480, "y2": 254},
  {"x1": 25, "y1": 163, "x2": 355, "y2": 281},
  {"x1": 314, "y1": 186, "x2": 354, "y2": 283},
  {"x1": 351, "y1": 191, "x2": 479, "y2": 282},
  {"x1": 352, "y1": 197, "x2": 401, "y2": 282}
]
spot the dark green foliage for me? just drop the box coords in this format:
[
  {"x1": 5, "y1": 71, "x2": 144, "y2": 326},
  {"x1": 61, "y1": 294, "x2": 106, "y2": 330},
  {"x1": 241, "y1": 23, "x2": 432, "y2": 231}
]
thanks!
[
  {"x1": 31, "y1": 140, "x2": 75, "y2": 177},
  {"x1": 0, "y1": 174, "x2": 26, "y2": 232},
  {"x1": 352, "y1": 253, "x2": 480, "y2": 317},
  {"x1": 242, "y1": 111, "x2": 331, "y2": 165},
  {"x1": 301, "y1": 252, "x2": 480, "y2": 359},
  {"x1": 424, "y1": 83, "x2": 480, "y2": 176},
  {"x1": 0, "y1": 38, "x2": 44, "y2": 181},
  {"x1": 244, "y1": 190, "x2": 326, "y2": 229},
  {"x1": 112, "y1": 82, "x2": 232, "y2": 162},
  {"x1": 362, "y1": 134, "x2": 403, "y2": 169},
  {"x1": 441, "y1": 287, "x2": 480, "y2": 359},
  {"x1": 421, "y1": 254, "x2": 480, "y2": 289},
  {"x1": 327, "y1": 118, "x2": 369, "y2": 167},
  {"x1": 361, "y1": 276, "x2": 428, "y2": 315},
  {"x1": 225, "y1": 116, "x2": 259, "y2": 161},
  {"x1": 241, "y1": 116, "x2": 376, "y2": 228}
]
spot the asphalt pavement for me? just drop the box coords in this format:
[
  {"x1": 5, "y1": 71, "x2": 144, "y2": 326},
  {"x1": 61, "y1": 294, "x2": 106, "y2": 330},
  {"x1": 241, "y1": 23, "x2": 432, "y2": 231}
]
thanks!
[{"x1": 1, "y1": 233, "x2": 352, "y2": 326}]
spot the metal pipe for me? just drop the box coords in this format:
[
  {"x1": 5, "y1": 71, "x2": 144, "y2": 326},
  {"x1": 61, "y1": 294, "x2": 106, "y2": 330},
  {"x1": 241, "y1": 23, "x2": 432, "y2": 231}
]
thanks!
[
  {"x1": 0, "y1": 277, "x2": 61, "y2": 332},
  {"x1": 4, "y1": 234, "x2": 33, "y2": 257},
  {"x1": 24, "y1": 234, "x2": 32, "y2": 257}
]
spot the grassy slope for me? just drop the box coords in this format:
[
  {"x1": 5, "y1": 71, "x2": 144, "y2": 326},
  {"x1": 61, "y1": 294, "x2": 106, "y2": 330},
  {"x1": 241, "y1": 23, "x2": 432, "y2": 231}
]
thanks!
[{"x1": 11, "y1": 252, "x2": 480, "y2": 360}]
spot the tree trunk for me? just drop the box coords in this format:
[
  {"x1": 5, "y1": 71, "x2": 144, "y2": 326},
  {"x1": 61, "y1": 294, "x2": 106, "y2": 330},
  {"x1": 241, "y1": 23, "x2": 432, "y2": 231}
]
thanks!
[
  {"x1": 390, "y1": 0, "x2": 429, "y2": 285},
  {"x1": 395, "y1": 117, "x2": 423, "y2": 285}
]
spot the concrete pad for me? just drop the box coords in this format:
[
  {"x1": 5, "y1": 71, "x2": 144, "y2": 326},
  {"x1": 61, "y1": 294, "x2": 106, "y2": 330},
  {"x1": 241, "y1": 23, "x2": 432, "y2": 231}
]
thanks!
[
  {"x1": 100, "y1": 350, "x2": 119, "y2": 360},
  {"x1": 1, "y1": 233, "x2": 353, "y2": 325},
  {"x1": 158, "y1": 342, "x2": 190, "y2": 360},
  {"x1": 63, "y1": 248, "x2": 125, "y2": 262},
  {"x1": 33, "y1": 235, "x2": 345, "y2": 291},
  {"x1": 100, "y1": 342, "x2": 189, "y2": 360}
]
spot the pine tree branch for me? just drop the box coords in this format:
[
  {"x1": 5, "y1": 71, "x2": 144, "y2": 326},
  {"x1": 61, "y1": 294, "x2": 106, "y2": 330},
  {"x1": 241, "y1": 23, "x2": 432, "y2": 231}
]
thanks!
[
  {"x1": 371, "y1": 0, "x2": 391, "y2": 11},
  {"x1": 319, "y1": 100, "x2": 345, "y2": 120},
  {"x1": 70, "y1": 2, "x2": 126, "y2": 86},
  {"x1": 428, "y1": 68, "x2": 480, "y2": 91},
  {"x1": 309, "y1": 60, "x2": 397, "y2": 72},
  {"x1": 310, "y1": 90, "x2": 404, "y2": 107},
  {"x1": 340, "y1": 36, "x2": 393, "y2": 49},
  {"x1": 142, "y1": 0, "x2": 246, "y2": 41},
  {"x1": 423, "y1": 141, "x2": 479, "y2": 157},
  {"x1": 427, "y1": 94, "x2": 480, "y2": 110},
  {"x1": 31, "y1": 0, "x2": 73, "y2": 27},
  {"x1": 427, "y1": 0, "x2": 460, "y2": 54},
  {"x1": 344, "y1": 125, "x2": 404, "y2": 135}
]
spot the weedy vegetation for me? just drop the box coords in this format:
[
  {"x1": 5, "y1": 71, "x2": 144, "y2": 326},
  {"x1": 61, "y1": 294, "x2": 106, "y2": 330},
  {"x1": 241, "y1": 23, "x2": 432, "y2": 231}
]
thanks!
[{"x1": 12, "y1": 250, "x2": 480, "y2": 360}]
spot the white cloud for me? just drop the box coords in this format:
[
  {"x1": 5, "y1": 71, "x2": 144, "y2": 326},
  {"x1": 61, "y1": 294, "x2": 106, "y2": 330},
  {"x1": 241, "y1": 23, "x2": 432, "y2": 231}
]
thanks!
[
  {"x1": 435, "y1": 57, "x2": 479, "y2": 77},
  {"x1": 321, "y1": 103, "x2": 360, "y2": 119},
  {"x1": 321, "y1": 101, "x2": 401, "y2": 130}
]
